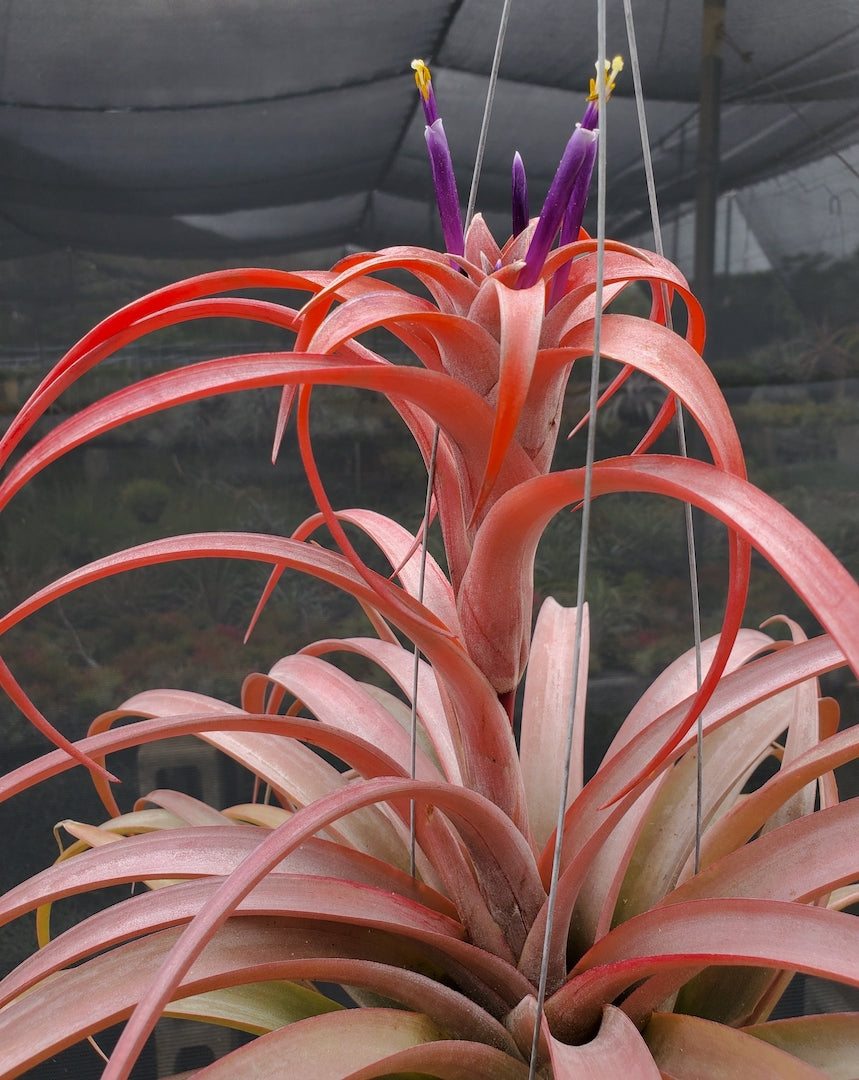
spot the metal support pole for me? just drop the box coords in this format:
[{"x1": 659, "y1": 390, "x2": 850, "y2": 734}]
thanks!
[{"x1": 694, "y1": 0, "x2": 726, "y2": 325}]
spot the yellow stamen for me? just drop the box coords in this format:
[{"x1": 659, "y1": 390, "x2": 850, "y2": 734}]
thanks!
[
  {"x1": 587, "y1": 55, "x2": 624, "y2": 103},
  {"x1": 411, "y1": 58, "x2": 432, "y2": 101}
]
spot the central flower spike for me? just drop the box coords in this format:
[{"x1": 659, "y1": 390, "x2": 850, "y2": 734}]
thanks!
[
  {"x1": 511, "y1": 150, "x2": 529, "y2": 237},
  {"x1": 412, "y1": 56, "x2": 623, "y2": 295},
  {"x1": 412, "y1": 59, "x2": 465, "y2": 258},
  {"x1": 518, "y1": 55, "x2": 624, "y2": 289}
]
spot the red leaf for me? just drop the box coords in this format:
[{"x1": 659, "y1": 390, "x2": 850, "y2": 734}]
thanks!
[
  {"x1": 192, "y1": 1015, "x2": 529, "y2": 1080},
  {"x1": 470, "y1": 280, "x2": 546, "y2": 524},
  {"x1": 0, "y1": 533, "x2": 526, "y2": 826},
  {"x1": 0, "y1": 870, "x2": 465, "y2": 1010},
  {"x1": 548, "y1": 899, "x2": 859, "y2": 1043},
  {"x1": 0, "y1": 268, "x2": 335, "y2": 467},
  {"x1": 0, "y1": 655, "x2": 115, "y2": 782},
  {"x1": 697, "y1": 724, "x2": 859, "y2": 872},
  {"x1": 545, "y1": 1004, "x2": 662, "y2": 1079}
]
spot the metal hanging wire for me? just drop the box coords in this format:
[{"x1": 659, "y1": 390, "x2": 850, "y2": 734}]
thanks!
[
  {"x1": 409, "y1": 0, "x2": 514, "y2": 877},
  {"x1": 465, "y1": 0, "x2": 514, "y2": 230},
  {"x1": 528, "y1": 5, "x2": 610, "y2": 1075},
  {"x1": 623, "y1": 0, "x2": 706, "y2": 871}
]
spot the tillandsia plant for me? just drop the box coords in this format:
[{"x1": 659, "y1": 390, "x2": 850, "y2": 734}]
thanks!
[{"x1": 0, "y1": 53, "x2": 859, "y2": 1080}]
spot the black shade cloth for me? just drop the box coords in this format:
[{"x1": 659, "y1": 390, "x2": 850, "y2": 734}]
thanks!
[{"x1": 0, "y1": 1, "x2": 856, "y2": 270}]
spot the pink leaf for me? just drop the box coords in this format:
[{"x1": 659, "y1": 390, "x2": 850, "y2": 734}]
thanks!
[
  {"x1": 645, "y1": 798, "x2": 859, "y2": 1026},
  {"x1": 663, "y1": 795, "x2": 859, "y2": 912},
  {"x1": 463, "y1": 452, "x2": 859, "y2": 758},
  {"x1": 292, "y1": 507, "x2": 459, "y2": 632},
  {"x1": 0, "y1": 921, "x2": 525, "y2": 1077},
  {"x1": 0, "y1": 267, "x2": 338, "y2": 468},
  {"x1": 558, "y1": 315, "x2": 746, "y2": 476},
  {"x1": 0, "y1": 534, "x2": 526, "y2": 827},
  {"x1": 99, "y1": 776, "x2": 540, "y2": 1080},
  {"x1": 188, "y1": 1008, "x2": 446, "y2": 1080},
  {"x1": 548, "y1": 899, "x2": 859, "y2": 1043},
  {"x1": 520, "y1": 598, "x2": 589, "y2": 850},
  {"x1": 0, "y1": 870, "x2": 464, "y2": 1009},
  {"x1": 540, "y1": 240, "x2": 705, "y2": 354},
  {"x1": 458, "y1": 454, "x2": 749, "y2": 704},
  {"x1": 518, "y1": 636, "x2": 848, "y2": 986},
  {"x1": 134, "y1": 789, "x2": 237, "y2": 827},
  {"x1": 644, "y1": 1012, "x2": 827, "y2": 1079},
  {"x1": 0, "y1": 654, "x2": 115, "y2": 781},
  {"x1": 470, "y1": 279, "x2": 546, "y2": 523},
  {"x1": 0, "y1": 710, "x2": 403, "y2": 815},
  {"x1": 603, "y1": 629, "x2": 774, "y2": 764},
  {"x1": 567, "y1": 632, "x2": 778, "y2": 952},
  {"x1": 191, "y1": 1013, "x2": 531, "y2": 1080},
  {"x1": 301, "y1": 246, "x2": 479, "y2": 321},
  {"x1": 244, "y1": 653, "x2": 444, "y2": 782},
  {"x1": 545, "y1": 1004, "x2": 662, "y2": 1079},
  {"x1": 305, "y1": 288, "x2": 438, "y2": 351},
  {"x1": 343, "y1": 1039, "x2": 532, "y2": 1080},
  {"x1": 743, "y1": 1013, "x2": 859, "y2": 1078},
  {"x1": 0, "y1": 354, "x2": 537, "y2": 543},
  {"x1": 612, "y1": 676, "x2": 821, "y2": 927},
  {"x1": 698, "y1": 721, "x2": 859, "y2": 873},
  {"x1": 404, "y1": 309, "x2": 506, "y2": 395},
  {"x1": 300, "y1": 637, "x2": 463, "y2": 784},
  {"x1": 759, "y1": 617, "x2": 819, "y2": 833}
]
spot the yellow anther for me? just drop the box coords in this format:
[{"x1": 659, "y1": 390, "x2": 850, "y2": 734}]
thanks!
[
  {"x1": 411, "y1": 58, "x2": 432, "y2": 101},
  {"x1": 587, "y1": 55, "x2": 624, "y2": 102}
]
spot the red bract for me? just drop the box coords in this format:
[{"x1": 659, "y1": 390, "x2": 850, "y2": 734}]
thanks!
[{"x1": 1, "y1": 73, "x2": 859, "y2": 1080}]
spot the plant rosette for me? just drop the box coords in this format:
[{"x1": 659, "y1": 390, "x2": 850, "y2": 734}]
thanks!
[{"x1": 0, "y1": 57, "x2": 858, "y2": 1080}]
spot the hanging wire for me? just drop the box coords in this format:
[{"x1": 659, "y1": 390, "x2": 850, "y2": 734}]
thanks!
[
  {"x1": 409, "y1": 0, "x2": 513, "y2": 875},
  {"x1": 409, "y1": 426, "x2": 440, "y2": 878},
  {"x1": 623, "y1": 0, "x2": 706, "y2": 871},
  {"x1": 465, "y1": 0, "x2": 515, "y2": 230},
  {"x1": 527, "y1": 7, "x2": 609, "y2": 1075}
]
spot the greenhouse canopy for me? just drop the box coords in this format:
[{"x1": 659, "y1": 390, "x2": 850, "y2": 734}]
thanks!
[{"x1": 0, "y1": 1, "x2": 856, "y2": 278}]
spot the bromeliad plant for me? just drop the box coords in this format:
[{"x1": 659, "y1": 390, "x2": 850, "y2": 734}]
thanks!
[{"x1": 1, "y1": 55, "x2": 859, "y2": 1080}]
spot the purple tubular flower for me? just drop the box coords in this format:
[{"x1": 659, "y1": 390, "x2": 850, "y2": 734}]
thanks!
[
  {"x1": 560, "y1": 136, "x2": 597, "y2": 245},
  {"x1": 424, "y1": 118, "x2": 465, "y2": 257},
  {"x1": 518, "y1": 124, "x2": 597, "y2": 289},
  {"x1": 581, "y1": 99, "x2": 599, "y2": 133},
  {"x1": 412, "y1": 59, "x2": 465, "y2": 257},
  {"x1": 518, "y1": 56, "x2": 623, "y2": 292},
  {"x1": 547, "y1": 135, "x2": 597, "y2": 307},
  {"x1": 511, "y1": 151, "x2": 529, "y2": 237}
]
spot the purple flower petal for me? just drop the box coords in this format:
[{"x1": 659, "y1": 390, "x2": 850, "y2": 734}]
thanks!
[
  {"x1": 518, "y1": 56, "x2": 622, "y2": 291},
  {"x1": 519, "y1": 124, "x2": 597, "y2": 289},
  {"x1": 548, "y1": 136, "x2": 598, "y2": 307},
  {"x1": 511, "y1": 151, "x2": 529, "y2": 237},
  {"x1": 425, "y1": 119, "x2": 465, "y2": 257},
  {"x1": 413, "y1": 59, "x2": 464, "y2": 257}
]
